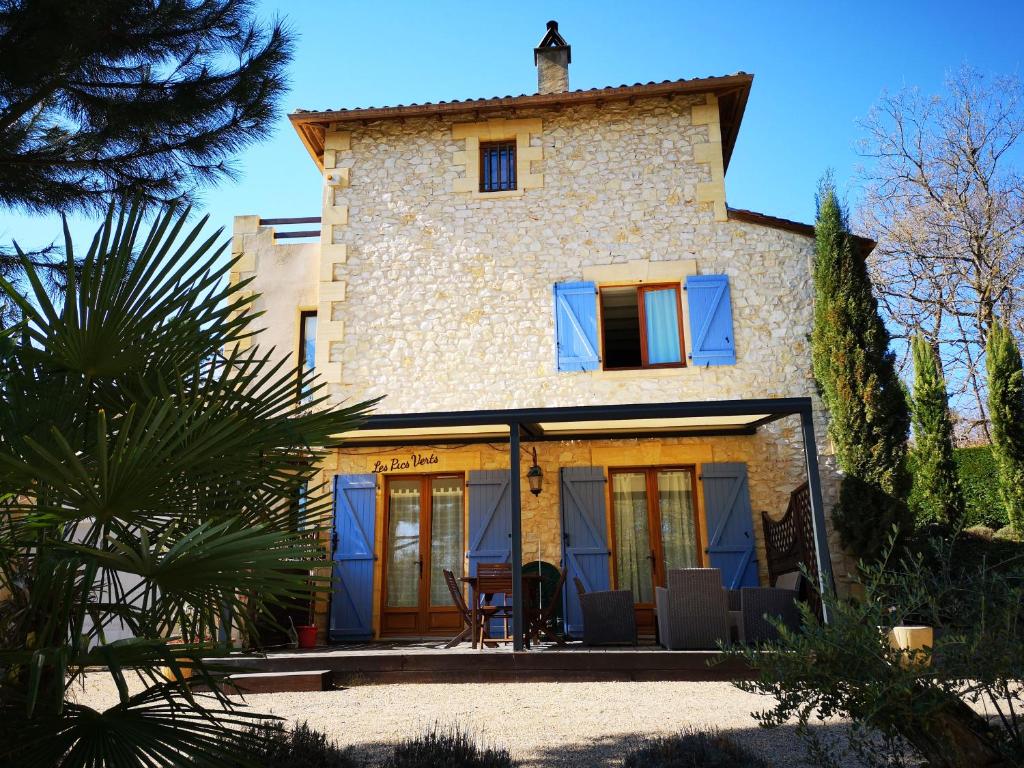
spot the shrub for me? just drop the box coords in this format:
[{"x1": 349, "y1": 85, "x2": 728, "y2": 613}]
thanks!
[
  {"x1": 955, "y1": 446, "x2": 1007, "y2": 529},
  {"x1": 228, "y1": 721, "x2": 358, "y2": 768},
  {"x1": 622, "y1": 730, "x2": 770, "y2": 768},
  {"x1": 994, "y1": 526, "x2": 1023, "y2": 543},
  {"x1": 963, "y1": 524, "x2": 996, "y2": 541},
  {"x1": 725, "y1": 534, "x2": 1024, "y2": 767},
  {"x1": 379, "y1": 729, "x2": 517, "y2": 768}
]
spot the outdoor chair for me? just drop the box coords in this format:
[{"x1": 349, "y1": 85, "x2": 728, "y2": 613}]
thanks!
[
  {"x1": 737, "y1": 586, "x2": 800, "y2": 644},
  {"x1": 442, "y1": 569, "x2": 497, "y2": 649},
  {"x1": 474, "y1": 563, "x2": 515, "y2": 648},
  {"x1": 655, "y1": 568, "x2": 730, "y2": 650},
  {"x1": 573, "y1": 577, "x2": 637, "y2": 646}
]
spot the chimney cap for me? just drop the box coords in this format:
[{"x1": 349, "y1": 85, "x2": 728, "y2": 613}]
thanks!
[{"x1": 534, "y1": 19, "x2": 571, "y2": 63}]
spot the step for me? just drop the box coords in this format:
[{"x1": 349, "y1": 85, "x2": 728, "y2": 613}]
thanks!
[{"x1": 227, "y1": 669, "x2": 332, "y2": 694}]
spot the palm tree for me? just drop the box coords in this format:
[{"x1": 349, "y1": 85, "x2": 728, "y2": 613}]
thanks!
[{"x1": 0, "y1": 203, "x2": 377, "y2": 766}]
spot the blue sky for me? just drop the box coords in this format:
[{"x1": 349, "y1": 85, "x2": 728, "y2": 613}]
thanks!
[{"x1": 3, "y1": 0, "x2": 1023, "y2": 252}]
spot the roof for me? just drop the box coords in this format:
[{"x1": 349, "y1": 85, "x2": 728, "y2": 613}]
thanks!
[
  {"x1": 290, "y1": 73, "x2": 753, "y2": 171},
  {"x1": 728, "y1": 207, "x2": 876, "y2": 256}
]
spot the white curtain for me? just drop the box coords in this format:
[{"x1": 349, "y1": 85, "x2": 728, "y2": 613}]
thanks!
[
  {"x1": 658, "y1": 470, "x2": 698, "y2": 571},
  {"x1": 386, "y1": 487, "x2": 421, "y2": 608},
  {"x1": 612, "y1": 473, "x2": 654, "y2": 603},
  {"x1": 429, "y1": 481, "x2": 464, "y2": 605}
]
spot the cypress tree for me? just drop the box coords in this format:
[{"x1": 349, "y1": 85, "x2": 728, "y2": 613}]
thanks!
[
  {"x1": 811, "y1": 178, "x2": 911, "y2": 559},
  {"x1": 986, "y1": 321, "x2": 1024, "y2": 532},
  {"x1": 909, "y1": 334, "x2": 965, "y2": 526}
]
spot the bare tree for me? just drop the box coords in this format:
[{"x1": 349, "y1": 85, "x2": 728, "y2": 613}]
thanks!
[{"x1": 857, "y1": 66, "x2": 1024, "y2": 440}]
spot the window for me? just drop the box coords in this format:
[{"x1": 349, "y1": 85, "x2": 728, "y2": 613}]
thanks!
[
  {"x1": 479, "y1": 141, "x2": 517, "y2": 192},
  {"x1": 298, "y1": 310, "x2": 317, "y2": 400},
  {"x1": 599, "y1": 284, "x2": 684, "y2": 369}
]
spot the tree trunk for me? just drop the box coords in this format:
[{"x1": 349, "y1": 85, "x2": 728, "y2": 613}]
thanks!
[{"x1": 899, "y1": 694, "x2": 1010, "y2": 768}]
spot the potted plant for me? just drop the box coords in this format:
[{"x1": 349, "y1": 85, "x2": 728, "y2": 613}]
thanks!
[{"x1": 294, "y1": 577, "x2": 318, "y2": 649}]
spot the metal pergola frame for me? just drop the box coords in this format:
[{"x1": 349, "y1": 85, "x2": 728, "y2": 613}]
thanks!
[{"x1": 335, "y1": 397, "x2": 833, "y2": 649}]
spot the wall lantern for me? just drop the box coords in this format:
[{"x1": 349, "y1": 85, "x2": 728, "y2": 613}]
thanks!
[{"x1": 527, "y1": 447, "x2": 543, "y2": 496}]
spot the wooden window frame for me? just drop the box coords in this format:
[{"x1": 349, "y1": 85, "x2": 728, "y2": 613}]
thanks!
[
  {"x1": 479, "y1": 140, "x2": 518, "y2": 193},
  {"x1": 607, "y1": 465, "x2": 704, "y2": 602},
  {"x1": 599, "y1": 283, "x2": 686, "y2": 371}
]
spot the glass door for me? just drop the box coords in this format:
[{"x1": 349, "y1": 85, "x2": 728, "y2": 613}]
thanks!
[
  {"x1": 381, "y1": 474, "x2": 465, "y2": 636},
  {"x1": 426, "y1": 476, "x2": 464, "y2": 634},
  {"x1": 610, "y1": 467, "x2": 700, "y2": 633}
]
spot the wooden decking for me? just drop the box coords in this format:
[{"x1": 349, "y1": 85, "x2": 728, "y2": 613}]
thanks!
[{"x1": 213, "y1": 641, "x2": 755, "y2": 685}]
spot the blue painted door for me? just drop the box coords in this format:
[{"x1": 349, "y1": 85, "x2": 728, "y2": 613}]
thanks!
[
  {"x1": 560, "y1": 466, "x2": 610, "y2": 638},
  {"x1": 330, "y1": 474, "x2": 377, "y2": 641},
  {"x1": 702, "y1": 463, "x2": 759, "y2": 589},
  {"x1": 467, "y1": 470, "x2": 512, "y2": 635}
]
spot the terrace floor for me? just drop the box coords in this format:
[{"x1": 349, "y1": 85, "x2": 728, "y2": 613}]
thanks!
[{"x1": 216, "y1": 640, "x2": 755, "y2": 684}]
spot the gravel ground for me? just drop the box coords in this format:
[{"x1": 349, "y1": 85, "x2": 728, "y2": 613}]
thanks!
[{"x1": 80, "y1": 676, "x2": 858, "y2": 768}]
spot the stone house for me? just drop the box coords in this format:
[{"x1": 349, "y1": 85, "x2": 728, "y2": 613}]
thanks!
[{"x1": 231, "y1": 22, "x2": 862, "y2": 646}]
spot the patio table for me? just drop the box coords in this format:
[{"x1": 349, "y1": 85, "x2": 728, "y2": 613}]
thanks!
[{"x1": 461, "y1": 573, "x2": 542, "y2": 648}]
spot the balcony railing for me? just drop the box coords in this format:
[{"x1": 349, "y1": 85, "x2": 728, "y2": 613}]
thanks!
[{"x1": 259, "y1": 216, "x2": 321, "y2": 240}]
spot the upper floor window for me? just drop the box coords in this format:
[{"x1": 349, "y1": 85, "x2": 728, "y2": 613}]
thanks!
[
  {"x1": 553, "y1": 275, "x2": 734, "y2": 373},
  {"x1": 600, "y1": 284, "x2": 684, "y2": 369},
  {"x1": 298, "y1": 310, "x2": 317, "y2": 401},
  {"x1": 480, "y1": 141, "x2": 517, "y2": 192}
]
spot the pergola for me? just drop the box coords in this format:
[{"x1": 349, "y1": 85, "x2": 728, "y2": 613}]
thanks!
[{"x1": 333, "y1": 397, "x2": 833, "y2": 649}]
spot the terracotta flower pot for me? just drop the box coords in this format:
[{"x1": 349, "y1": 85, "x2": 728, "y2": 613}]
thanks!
[{"x1": 296, "y1": 625, "x2": 318, "y2": 649}]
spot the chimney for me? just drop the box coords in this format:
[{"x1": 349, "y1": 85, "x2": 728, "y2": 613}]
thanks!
[{"x1": 534, "y1": 20, "x2": 571, "y2": 94}]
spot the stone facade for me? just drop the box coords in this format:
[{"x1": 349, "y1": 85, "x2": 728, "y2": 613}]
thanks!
[{"x1": 235, "y1": 87, "x2": 854, "y2": 638}]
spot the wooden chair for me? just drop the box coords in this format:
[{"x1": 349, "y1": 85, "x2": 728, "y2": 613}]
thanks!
[
  {"x1": 527, "y1": 567, "x2": 568, "y2": 645},
  {"x1": 474, "y1": 562, "x2": 515, "y2": 648},
  {"x1": 443, "y1": 569, "x2": 496, "y2": 649}
]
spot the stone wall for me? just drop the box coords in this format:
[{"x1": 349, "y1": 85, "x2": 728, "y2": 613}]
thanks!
[{"x1": 320, "y1": 95, "x2": 810, "y2": 414}]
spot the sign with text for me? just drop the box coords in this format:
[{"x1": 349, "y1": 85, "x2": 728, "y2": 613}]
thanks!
[{"x1": 371, "y1": 452, "x2": 440, "y2": 473}]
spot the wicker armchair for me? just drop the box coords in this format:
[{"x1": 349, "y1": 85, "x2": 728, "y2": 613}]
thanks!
[
  {"x1": 573, "y1": 577, "x2": 637, "y2": 646},
  {"x1": 655, "y1": 568, "x2": 730, "y2": 650},
  {"x1": 738, "y1": 587, "x2": 800, "y2": 644}
]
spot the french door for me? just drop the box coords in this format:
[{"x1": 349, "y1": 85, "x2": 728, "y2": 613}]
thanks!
[
  {"x1": 381, "y1": 474, "x2": 465, "y2": 636},
  {"x1": 609, "y1": 467, "x2": 702, "y2": 632}
]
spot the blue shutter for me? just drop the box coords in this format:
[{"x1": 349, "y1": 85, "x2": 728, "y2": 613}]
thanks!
[
  {"x1": 702, "y1": 463, "x2": 759, "y2": 589},
  {"x1": 330, "y1": 474, "x2": 377, "y2": 641},
  {"x1": 467, "y1": 470, "x2": 512, "y2": 635},
  {"x1": 560, "y1": 467, "x2": 610, "y2": 638},
  {"x1": 467, "y1": 470, "x2": 512, "y2": 571},
  {"x1": 686, "y1": 274, "x2": 736, "y2": 365},
  {"x1": 554, "y1": 281, "x2": 599, "y2": 371}
]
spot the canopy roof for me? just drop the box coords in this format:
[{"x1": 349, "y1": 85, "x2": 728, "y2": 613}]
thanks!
[{"x1": 330, "y1": 397, "x2": 807, "y2": 447}]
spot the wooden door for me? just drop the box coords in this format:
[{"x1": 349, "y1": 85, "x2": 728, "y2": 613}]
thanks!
[
  {"x1": 609, "y1": 467, "x2": 702, "y2": 633},
  {"x1": 380, "y1": 474, "x2": 465, "y2": 636}
]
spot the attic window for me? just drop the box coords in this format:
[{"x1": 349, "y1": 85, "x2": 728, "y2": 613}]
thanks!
[{"x1": 480, "y1": 141, "x2": 517, "y2": 192}]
